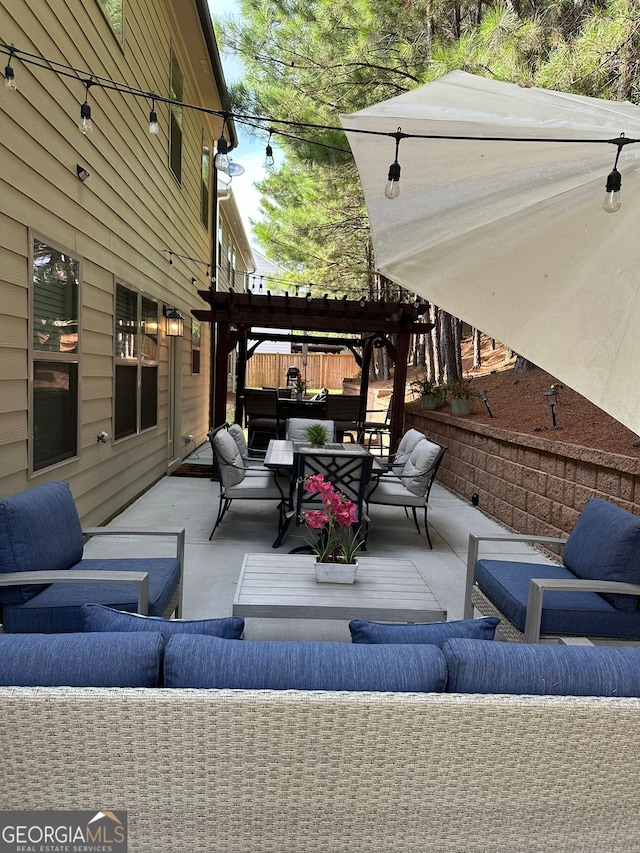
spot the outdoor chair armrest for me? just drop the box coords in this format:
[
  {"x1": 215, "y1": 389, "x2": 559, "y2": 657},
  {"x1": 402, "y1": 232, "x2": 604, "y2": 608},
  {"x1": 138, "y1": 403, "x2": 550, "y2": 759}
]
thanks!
[
  {"x1": 524, "y1": 577, "x2": 640, "y2": 642},
  {"x1": 83, "y1": 526, "x2": 185, "y2": 563},
  {"x1": 0, "y1": 570, "x2": 150, "y2": 615},
  {"x1": 464, "y1": 533, "x2": 567, "y2": 619}
]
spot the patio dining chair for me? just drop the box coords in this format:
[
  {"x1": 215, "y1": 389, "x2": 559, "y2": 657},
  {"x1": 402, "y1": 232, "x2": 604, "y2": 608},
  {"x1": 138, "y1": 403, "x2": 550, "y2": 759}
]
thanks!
[
  {"x1": 210, "y1": 427, "x2": 286, "y2": 540},
  {"x1": 366, "y1": 437, "x2": 447, "y2": 549},
  {"x1": 285, "y1": 418, "x2": 336, "y2": 443},
  {"x1": 273, "y1": 448, "x2": 374, "y2": 549},
  {"x1": 360, "y1": 394, "x2": 393, "y2": 455},
  {"x1": 324, "y1": 394, "x2": 363, "y2": 442}
]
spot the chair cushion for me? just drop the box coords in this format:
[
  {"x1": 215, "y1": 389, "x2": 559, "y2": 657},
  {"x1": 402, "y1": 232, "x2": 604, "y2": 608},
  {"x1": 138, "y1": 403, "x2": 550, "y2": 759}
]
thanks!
[
  {"x1": 0, "y1": 480, "x2": 84, "y2": 604},
  {"x1": 349, "y1": 616, "x2": 499, "y2": 646},
  {"x1": 391, "y1": 429, "x2": 426, "y2": 475},
  {"x1": 214, "y1": 429, "x2": 245, "y2": 487},
  {"x1": 367, "y1": 476, "x2": 422, "y2": 507},
  {"x1": 562, "y1": 498, "x2": 640, "y2": 611},
  {"x1": 82, "y1": 604, "x2": 244, "y2": 641},
  {"x1": 286, "y1": 419, "x2": 336, "y2": 442},
  {"x1": 400, "y1": 440, "x2": 442, "y2": 496},
  {"x1": 227, "y1": 423, "x2": 249, "y2": 462},
  {"x1": 443, "y1": 638, "x2": 640, "y2": 697},
  {"x1": 2, "y1": 557, "x2": 181, "y2": 633},
  {"x1": 224, "y1": 474, "x2": 284, "y2": 500},
  {"x1": 475, "y1": 559, "x2": 640, "y2": 639},
  {"x1": 164, "y1": 635, "x2": 447, "y2": 692},
  {"x1": 0, "y1": 632, "x2": 163, "y2": 687}
]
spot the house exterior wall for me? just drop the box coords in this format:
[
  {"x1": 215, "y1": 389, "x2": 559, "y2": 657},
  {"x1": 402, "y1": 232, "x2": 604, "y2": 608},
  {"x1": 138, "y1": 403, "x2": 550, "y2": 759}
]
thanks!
[{"x1": 0, "y1": 0, "x2": 245, "y2": 523}]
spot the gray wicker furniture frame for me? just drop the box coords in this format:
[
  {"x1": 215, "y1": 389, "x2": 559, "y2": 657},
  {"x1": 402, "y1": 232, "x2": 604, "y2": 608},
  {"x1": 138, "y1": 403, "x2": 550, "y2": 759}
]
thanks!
[{"x1": 3, "y1": 686, "x2": 640, "y2": 852}]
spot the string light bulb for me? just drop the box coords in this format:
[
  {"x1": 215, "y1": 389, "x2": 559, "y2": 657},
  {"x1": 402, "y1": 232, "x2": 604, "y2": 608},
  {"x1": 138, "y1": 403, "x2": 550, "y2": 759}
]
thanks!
[
  {"x1": 602, "y1": 134, "x2": 629, "y2": 214},
  {"x1": 148, "y1": 98, "x2": 159, "y2": 134},
  {"x1": 79, "y1": 80, "x2": 93, "y2": 134},
  {"x1": 4, "y1": 49, "x2": 16, "y2": 91},
  {"x1": 385, "y1": 128, "x2": 406, "y2": 200},
  {"x1": 265, "y1": 133, "x2": 275, "y2": 168},
  {"x1": 215, "y1": 132, "x2": 230, "y2": 172}
]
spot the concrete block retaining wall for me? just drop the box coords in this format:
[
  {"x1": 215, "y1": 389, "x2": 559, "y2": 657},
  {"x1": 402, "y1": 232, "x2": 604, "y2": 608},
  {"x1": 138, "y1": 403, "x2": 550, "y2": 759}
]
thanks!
[{"x1": 406, "y1": 407, "x2": 640, "y2": 539}]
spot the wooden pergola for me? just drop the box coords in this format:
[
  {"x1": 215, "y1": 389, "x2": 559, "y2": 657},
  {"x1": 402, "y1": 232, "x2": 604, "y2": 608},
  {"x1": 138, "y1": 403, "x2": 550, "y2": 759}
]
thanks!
[{"x1": 193, "y1": 291, "x2": 432, "y2": 453}]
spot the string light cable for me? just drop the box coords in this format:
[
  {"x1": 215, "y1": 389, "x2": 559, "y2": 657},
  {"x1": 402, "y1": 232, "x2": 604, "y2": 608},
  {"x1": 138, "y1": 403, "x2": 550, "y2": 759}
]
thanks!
[{"x1": 2, "y1": 40, "x2": 638, "y2": 209}]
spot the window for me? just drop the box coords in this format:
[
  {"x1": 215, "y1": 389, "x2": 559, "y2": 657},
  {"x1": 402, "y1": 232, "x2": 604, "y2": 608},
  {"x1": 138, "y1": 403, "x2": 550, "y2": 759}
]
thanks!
[
  {"x1": 170, "y1": 50, "x2": 183, "y2": 183},
  {"x1": 201, "y1": 137, "x2": 211, "y2": 229},
  {"x1": 192, "y1": 321, "x2": 201, "y2": 375},
  {"x1": 96, "y1": 0, "x2": 123, "y2": 43},
  {"x1": 31, "y1": 238, "x2": 80, "y2": 472},
  {"x1": 115, "y1": 284, "x2": 158, "y2": 440}
]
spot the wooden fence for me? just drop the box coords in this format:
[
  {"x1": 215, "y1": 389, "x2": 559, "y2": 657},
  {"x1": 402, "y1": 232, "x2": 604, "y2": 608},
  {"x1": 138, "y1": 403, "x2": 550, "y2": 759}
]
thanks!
[{"x1": 246, "y1": 353, "x2": 358, "y2": 391}]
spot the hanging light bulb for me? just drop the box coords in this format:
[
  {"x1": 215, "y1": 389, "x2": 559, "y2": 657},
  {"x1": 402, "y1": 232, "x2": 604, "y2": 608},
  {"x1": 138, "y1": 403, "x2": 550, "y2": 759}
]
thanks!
[
  {"x1": 80, "y1": 100, "x2": 92, "y2": 134},
  {"x1": 79, "y1": 80, "x2": 93, "y2": 134},
  {"x1": 148, "y1": 99, "x2": 159, "y2": 134},
  {"x1": 4, "y1": 51, "x2": 16, "y2": 91},
  {"x1": 602, "y1": 167, "x2": 622, "y2": 213},
  {"x1": 385, "y1": 161, "x2": 401, "y2": 199},
  {"x1": 384, "y1": 128, "x2": 405, "y2": 200},
  {"x1": 265, "y1": 133, "x2": 275, "y2": 168},
  {"x1": 215, "y1": 134, "x2": 230, "y2": 172}
]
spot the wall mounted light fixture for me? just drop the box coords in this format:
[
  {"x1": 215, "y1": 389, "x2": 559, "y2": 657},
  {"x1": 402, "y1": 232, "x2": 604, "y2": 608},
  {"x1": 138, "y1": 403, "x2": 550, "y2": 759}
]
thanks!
[
  {"x1": 164, "y1": 306, "x2": 184, "y2": 337},
  {"x1": 76, "y1": 164, "x2": 90, "y2": 182}
]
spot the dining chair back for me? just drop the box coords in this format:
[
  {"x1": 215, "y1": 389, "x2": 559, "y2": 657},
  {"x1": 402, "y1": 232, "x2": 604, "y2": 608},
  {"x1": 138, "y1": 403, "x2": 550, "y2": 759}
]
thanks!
[
  {"x1": 324, "y1": 395, "x2": 363, "y2": 442},
  {"x1": 361, "y1": 393, "x2": 393, "y2": 454},
  {"x1": 286, "y1": 418, "x2": 336, "y2": 443},
  {"x1": 244, "y1": 388, "x2": 281, "y2": 454}
]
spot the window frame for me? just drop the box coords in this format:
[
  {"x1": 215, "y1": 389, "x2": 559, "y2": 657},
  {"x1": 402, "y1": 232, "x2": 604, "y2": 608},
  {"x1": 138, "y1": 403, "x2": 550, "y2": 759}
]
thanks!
[
  {"x1": 95, "y1": 0, "x2": 124, "y2": 45},
  {"x1": 169, "y1": 48, "x2": 184, "y2": 184},
  {"x1": 201, "y1": 133, "x2": 211, "y2": 229},
  {"x1": 114, "y1": 282, "x2": 159, "y2": 442},
  {"x1": 29, "y1": 233, "x2": 81, "y2": 475}
]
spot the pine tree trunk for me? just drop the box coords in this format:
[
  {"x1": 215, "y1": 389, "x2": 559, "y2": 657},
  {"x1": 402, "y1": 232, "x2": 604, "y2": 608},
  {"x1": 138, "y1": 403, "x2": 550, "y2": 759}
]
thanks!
[
  {"x1": 472, "y1": 328, "x2": 482, "y2": 369},
  {"x1": 513, "y1": 355, "x2": 534, "y2": 374}
]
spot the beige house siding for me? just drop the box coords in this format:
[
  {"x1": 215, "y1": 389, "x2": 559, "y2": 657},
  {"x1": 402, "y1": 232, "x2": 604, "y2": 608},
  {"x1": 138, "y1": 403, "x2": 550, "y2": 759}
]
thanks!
[{"x1": 0, "y1": 0, "x2": 250, "y2": 523}]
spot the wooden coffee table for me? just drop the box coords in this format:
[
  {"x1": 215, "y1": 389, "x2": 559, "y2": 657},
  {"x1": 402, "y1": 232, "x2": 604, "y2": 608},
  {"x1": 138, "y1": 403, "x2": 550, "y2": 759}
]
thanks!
[{"x1": 233, "y1": 553, "x2": 447, "y2": 623}]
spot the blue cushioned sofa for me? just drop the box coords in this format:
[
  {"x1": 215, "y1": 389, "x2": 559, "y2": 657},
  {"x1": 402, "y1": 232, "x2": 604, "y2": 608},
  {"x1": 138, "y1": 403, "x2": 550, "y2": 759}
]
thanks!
[{"x1": 2, "y1": 630, "x2": 640, "y2": 851}]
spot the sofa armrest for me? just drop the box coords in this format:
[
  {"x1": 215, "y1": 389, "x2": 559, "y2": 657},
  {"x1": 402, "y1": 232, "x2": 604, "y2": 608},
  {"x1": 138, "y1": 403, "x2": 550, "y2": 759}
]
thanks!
[
  {"x1": 464, "y1": 533, "x2": 567, "y2": 619},
  {"x1": 0, "y1": 570, "x2": 150, "y2": 614},
  {"x1": 524, "y1": 577, "x2": 640, "y2": 643}
]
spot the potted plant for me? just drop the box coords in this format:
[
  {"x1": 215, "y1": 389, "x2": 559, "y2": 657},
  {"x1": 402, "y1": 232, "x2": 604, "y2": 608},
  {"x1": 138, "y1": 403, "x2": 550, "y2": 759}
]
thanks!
[
  {"x1": 410, "y1": 375, "x2": 446, "y2": 409},
  {"x1": 294, "y1": 377, "x2": 306, "y2": 401},
  {"x1": 447, "y1": 376, "x2": 472, "y2": 415},
  {"x1": 302, "y1": 474, "x2": 364, "y2": 583},
  {"x1": 304, "y1": 422, "x2": 328, "y2": 447}
]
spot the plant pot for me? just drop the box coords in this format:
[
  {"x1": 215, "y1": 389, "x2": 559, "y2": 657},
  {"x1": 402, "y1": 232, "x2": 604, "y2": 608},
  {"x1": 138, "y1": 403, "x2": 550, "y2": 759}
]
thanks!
[
  {"x1": 296, "y1": 392, "x2": 303, "y2": 401},
  {"x1": 420, "y1": 393, "x2": 438, "y2": 410},
  {"x1": 314, "y1": 560, "x2": 358, "y2": 584},
  {"x1": 451, "y1": 398, "x2": 471, "y2": 415}
]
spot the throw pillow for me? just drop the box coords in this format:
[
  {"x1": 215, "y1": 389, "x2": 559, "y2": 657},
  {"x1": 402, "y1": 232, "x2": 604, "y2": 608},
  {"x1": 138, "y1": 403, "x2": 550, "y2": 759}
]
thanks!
[
  {"x1": 82, "y1": 604, "x2": 244, "y2": 641},
  {"x1": 400, "y1": 439, "x2": 443, "y2": 497},
  {"x1": 349, "y1": 616, "x2": 499, "y2": 646}
]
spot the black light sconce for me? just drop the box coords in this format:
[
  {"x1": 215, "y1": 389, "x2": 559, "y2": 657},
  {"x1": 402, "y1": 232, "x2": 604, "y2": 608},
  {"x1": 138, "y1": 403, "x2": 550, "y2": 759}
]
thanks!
[
  {"x1": 164, "y1": 306, "x2": 184, "y2": 337},
  {"x1": 76, "y1": 164, "x2": 90, "y2": 182}
]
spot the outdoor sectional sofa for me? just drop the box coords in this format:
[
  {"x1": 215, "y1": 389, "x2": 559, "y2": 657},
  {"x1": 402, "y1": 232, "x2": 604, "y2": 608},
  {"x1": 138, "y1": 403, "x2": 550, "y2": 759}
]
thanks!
[{"x1": 2, "y1": 620, "x2": 640, "y2": 852}]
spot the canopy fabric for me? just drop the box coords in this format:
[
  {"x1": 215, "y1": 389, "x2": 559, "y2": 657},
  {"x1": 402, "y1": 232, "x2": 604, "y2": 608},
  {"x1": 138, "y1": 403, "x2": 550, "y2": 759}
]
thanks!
[{"x1": 341, "y1": 72, "x2": 640, "y2": 437}]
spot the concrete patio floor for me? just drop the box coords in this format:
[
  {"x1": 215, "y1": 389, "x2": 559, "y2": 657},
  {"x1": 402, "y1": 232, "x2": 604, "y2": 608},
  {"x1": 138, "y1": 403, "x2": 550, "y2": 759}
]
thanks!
[{"x1": 85, "y1": 443, "x2": 557, "y2": 642}]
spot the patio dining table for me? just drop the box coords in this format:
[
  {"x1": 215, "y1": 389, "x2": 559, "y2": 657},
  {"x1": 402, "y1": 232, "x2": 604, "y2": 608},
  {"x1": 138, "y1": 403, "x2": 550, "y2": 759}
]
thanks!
[{"x1": 264, "y1": 439, "x2": 385, "y2": 474}]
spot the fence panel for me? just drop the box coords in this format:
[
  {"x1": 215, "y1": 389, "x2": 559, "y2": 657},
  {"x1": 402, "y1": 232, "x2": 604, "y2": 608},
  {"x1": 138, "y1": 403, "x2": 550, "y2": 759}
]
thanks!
[{"x1": 247, "y1": 354, "x2": 358, "y2": 390}]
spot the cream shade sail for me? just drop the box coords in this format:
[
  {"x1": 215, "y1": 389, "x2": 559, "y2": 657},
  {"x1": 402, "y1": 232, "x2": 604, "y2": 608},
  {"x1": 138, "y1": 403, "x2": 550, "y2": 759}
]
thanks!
[{"x1": 341, "y1": 71, "x2": 640, "y2": 437}]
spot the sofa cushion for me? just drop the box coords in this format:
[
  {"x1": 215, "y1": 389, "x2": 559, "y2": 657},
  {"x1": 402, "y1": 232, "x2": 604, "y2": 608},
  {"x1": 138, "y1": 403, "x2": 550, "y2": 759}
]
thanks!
[
  {"x1": 164, "y1": 635, "x2": 447, "y2": 692},
  {"x1": 349, "y1": 617, "x2": 499, "y2": 646},
  {"x1": 400, "y1": 439, "x2": 442, "y2": 497},
  {"x1": 475, "y1": 559, "x2": 640, "y2": 639},
  {"x1": 82, "y1": 604, "x2": 244, "y2": 640},
  {"x1": 443, "y1": 638, "x2": 640, "y2": 697},
  {"x1": 0, "y1": 480, "x2": 84, "y2": 605},
  {"x1": 2, "y1": 557, "x2": 181, "y2": 633},
  {"x1": 562, "y1": 498, "x2": 640, "y2": 610},
  {"x1": 0, "y1": 632, "x2": 162, "y2": 687}
]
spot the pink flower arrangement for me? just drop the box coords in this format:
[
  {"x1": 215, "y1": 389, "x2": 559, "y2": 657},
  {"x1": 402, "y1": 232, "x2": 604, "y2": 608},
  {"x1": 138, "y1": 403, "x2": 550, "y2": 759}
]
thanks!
[{"x1": 302, "y1": 474, "x2": 364, "y2": 563}]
